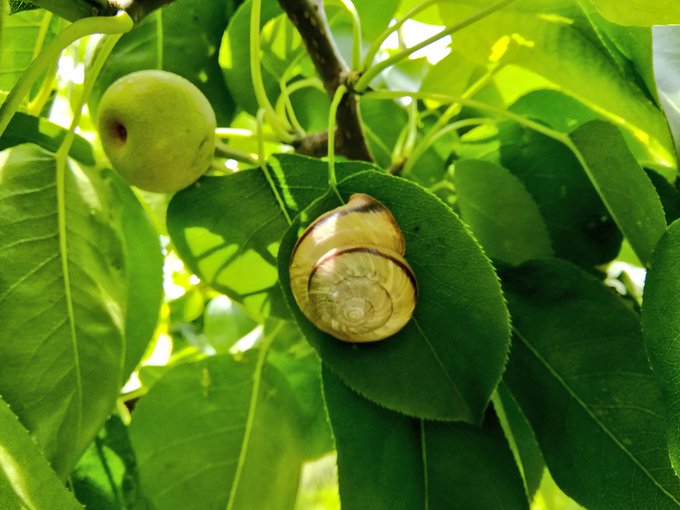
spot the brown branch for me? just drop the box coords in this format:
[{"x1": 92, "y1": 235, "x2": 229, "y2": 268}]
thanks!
[{"x1": 277, "y1": 0, "x2": 373, "y2": 162}]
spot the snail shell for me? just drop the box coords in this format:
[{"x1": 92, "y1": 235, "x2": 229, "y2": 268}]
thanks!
[{"x1": 289, "y1": 193, "x2": 417, "y2": 343}]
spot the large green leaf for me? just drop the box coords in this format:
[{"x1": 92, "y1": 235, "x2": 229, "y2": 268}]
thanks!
[
  {"x1": 71, "y1": 415, "x2": 147, "y2": 510},
  {"x1": 445, "y1": 3, "x2": 675, "y2": 167},
  {"x1": 323, "y1": 368, "x2": 528, "y2": 510},
  {"x1": 167, "y1": 155, "x2": 376, "y2": 320},
  {"x1": 0, "y1": 396, "x2": 82, "y2": 510},
  {"x1": 108, "y1": 170, "x2": 163, "y2": 382},
  {"x1": 90, "y1": 0, "x2": 236, "y2": 124},
  {"x1": 502, "y1": 259, "x2": 680, "y2": 509},
  {"x1": 493, "y1": 382, "x2": 545, "y2": 502},
  {"x1": 0, "y1": 7, "x2": 59, "y2": 99},
  {"x1": 278, "y1": 170, "x2": 510, "y2": 421},
  {"x1": 0, "y1": 112, "x2": 95, "y2": 165},
  {"x1": 220, "y1": 0, "x2": 281, "y2": 115},
  {"x1": 570, "y1": 120, "x2": 666, "y2": 266},
  {"x1": 641, "y1": 219, "x2": 680, "y2": 476},
  {"x1": 454, "y1": 159, "x2": 553, "y2": 265},
  {"x1": 492, "y1": 121, "x2": 622, "y2": 268},
  {"x1": 0, "y1": 144, "x2": 127, "y2": 477},
  {"x1": 585, "y1": 0, "x2": 680, "y2": 26},
  {"x1": 128, "y1": 352, "x2": 304, "y2": 510}
]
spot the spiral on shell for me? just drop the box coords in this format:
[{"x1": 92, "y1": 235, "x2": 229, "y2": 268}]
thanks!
[{"x1": 289, "y1": 193, "x2": 417, "y2": 343}]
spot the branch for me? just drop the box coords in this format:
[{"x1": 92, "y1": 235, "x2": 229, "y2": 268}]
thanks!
[
  {"x1": 24, "y1": 0, "x2": 176, "y2": 23},
  {"x1": 277, "y1": 0, "x2": 373, "y2": 162}
]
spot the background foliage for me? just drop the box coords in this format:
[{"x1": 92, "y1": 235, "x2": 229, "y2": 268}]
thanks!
[{"x1": 3, "y1": 0, "x2": 680, "y2": 508}]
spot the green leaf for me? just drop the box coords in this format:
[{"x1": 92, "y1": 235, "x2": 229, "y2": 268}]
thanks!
[
  {"x1": 654, "y1": 26, "x2": 680, "y2": 160},
  {"x1": 0, "y1": 395, "x2": 82, "y2": 510},
  {"x1": 0, "y1": 112, "x2": 95, "y2": 165},
  {"x1": 267, "y1": 321, "x2": 334, "y2": 460},
  {"x1": 323, "y1": 368, "x2": 529, "y2": 510},
  {"x1": 167, "y1": 155, "x2": 375, "y2": 320},
  {"x1": 569, "y1": 120, "x2": 666, "y2": 266},
  {"x1": 72, "y1": 415, "x2": 148, "y2": 510},
  {"x1": 107, "y1": 170, "x2": 163, "y2": 382},
  {"x1": 128, "y1": 352, "x2": 304, "y2": 510},
  {"x1": 0, "y1": 7, "x2": 59, "y2": 98},
  {"x1": 0, "y1": 144, "x2": 126, "y2": 477},
  {"x1": 502, "y1": 259, "x2": 680, "y2": 509},
  {"x1": 492, "y1": 122, "x2": 622, "y2": 268},
  {"x1": 353, "y1": 0, "x2": 400, "y2": 40},
  {"x1": 493, "y1": 382, "x2": 545, "y2": 502},
  {"x1": 220, "y1": 0, "x2": 281, "y2": 115},
  {"x1": 203, "y1": 296, "x2": 258, "y2": 353},
  {"x1": 645, "y1": 169, "x2": 680, "y2": 224},
  {"x1": 445, "y1": 4, "x2": 676, "y2": 167},
  {"x1": 454, "y1": 159, "x2": 553, "y2": 265},
  {"x1": 641, "y1": 219, "x2": 680, "y2": 476},
  {"x1": 585, "y1": 0, "x2": 680, "y2": 26},
  {"x1": 278, "y1": 170, "x2": 510, "y2": 421},
  {"x1": 90, "y1": 0, "x2": 236, "y2": 124}
]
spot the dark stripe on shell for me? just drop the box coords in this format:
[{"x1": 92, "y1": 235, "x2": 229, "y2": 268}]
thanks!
[
  {"x1": 291, "y1": 194, "x2": 401, "y2": 259},
  {"x1": 307, "y1": 246, "x2": 418, "y2": 296}
]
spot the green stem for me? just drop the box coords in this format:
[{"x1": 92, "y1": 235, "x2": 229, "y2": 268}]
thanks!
[
  {"x1": 328, "y1": 84, "x2": 348, "y2": 202},
  {"x1": 0, "y1": 11, "x2": 133, "y2": 138},
  {"x1": 225, "y1": 322, "x2": 280, "y2": 510},
  {"x1": 257, "y1": 109, "x2": 293, "y2": 225},
  {"x1": 250, "y1": 0, "x2": 294, "y2": 142},
  {"x1": 402, "y1": 64, "x2": 501, "y2": 175},
  {"x1": 339, "y1": 0, "x2": 362, "y2": 69},
  {"x1": 277, "y1": 79, "x2": 306, "y2": 136},
  {"x1": 354, "y1": 0, "x2": 517, "y2": 92},
  {"x1": 215, "y1": 141, "x2": 258, "y2": 165},
  {"x1": 216, "y1": 127, "x2": 281, "y2": 143},
  {"x1": 361, "y1": 0, "x2": 440, "y2": 71},
  {"x1": 365, "y1": 89, "x2": 569, "y2": 146}
]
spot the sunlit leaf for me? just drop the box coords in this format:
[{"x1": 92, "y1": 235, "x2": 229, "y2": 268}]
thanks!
[
  {"x1": 0, "y1": 395, "x2": 82, "y2": 510},
  {"x1": 0, "y1": 144, "x2": 127, "y2": 477}
]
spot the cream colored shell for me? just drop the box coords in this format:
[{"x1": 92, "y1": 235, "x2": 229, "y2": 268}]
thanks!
[{"x1": 289, "y1": 193, "x2": 417, "y2": 342}]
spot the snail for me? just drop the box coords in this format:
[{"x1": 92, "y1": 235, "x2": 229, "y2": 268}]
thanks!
[{"x1": 289, "y1": 193, "x2": 417, "y2": 343}]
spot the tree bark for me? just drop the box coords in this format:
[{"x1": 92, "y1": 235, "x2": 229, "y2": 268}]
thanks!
[{"x1": 277, "y1": 0, "x2": 373, "y2": 162}]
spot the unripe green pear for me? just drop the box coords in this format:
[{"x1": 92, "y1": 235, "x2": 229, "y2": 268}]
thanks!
[{"x1": 97, "y1": 70, "x2": 216, "y2": 193}]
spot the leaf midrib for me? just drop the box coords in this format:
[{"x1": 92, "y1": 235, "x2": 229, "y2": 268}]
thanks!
[{"x1": 514, "y1": 327, "x2": 680, "y2": 505}]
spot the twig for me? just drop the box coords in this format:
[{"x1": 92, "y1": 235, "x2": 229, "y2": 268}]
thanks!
[{"x1": 277, "y1": 0, "x2": 373, "y2": 162}]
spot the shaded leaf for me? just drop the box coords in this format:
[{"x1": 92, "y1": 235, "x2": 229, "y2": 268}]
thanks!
[
  {"x1": 0, "y1": 144, "x2": 126, "y2": 477},
  {"x1": 323, "y1": 368, "x2": 528, "y2": 510},
  {"x1": 570, "y1": 120, "x2": 666, "y2": 266},
  {"x1": 493, "y1": 382, "x2": 545, "y2": 502},
  {"x1": 278, "y1": 170, "x2": 510, "y2": 421},
  {"x1": 502, "y1": 259, "x2": 680, "y2": 509},
  {"x1": 494, "y1": 122, "x2": 622, "y2": 268},
  {"x1": 0, "y1": 396, "x2": 82, "y2": 510},
  {"x1": 454, "y1": 159, "x2": 553, "y2": 265},
  {"x1": 203, "y1": 295, "x2": 258, "y2": 353},
  {"x1": 0, "y1": 112, "x2": 95, "y2": 164},
  {"x1": 642, "y1": 219, "x2": 680, "y2": 476},
  {"x1": 129, "y1": 352, "x2": 304, "y2": 510}
]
